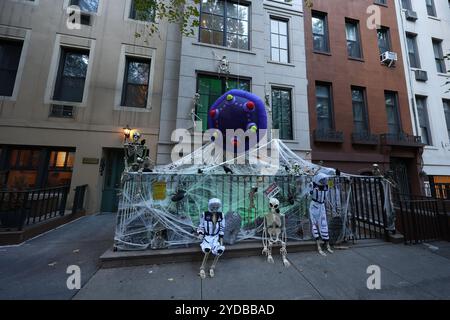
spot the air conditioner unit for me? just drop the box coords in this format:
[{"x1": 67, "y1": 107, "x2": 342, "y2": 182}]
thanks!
[
  {"x1": 414, "y1": 70, "x2": 428, "y2": 82},
  {"x1": 405, "y1": 10, "x2": 418, "y2": 21},
  {"x1": 380, "y1": 51, "x2": 398, "y2": 67}
]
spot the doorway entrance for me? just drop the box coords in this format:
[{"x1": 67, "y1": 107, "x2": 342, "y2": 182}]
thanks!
[
  {"x1": 100, "y1": 148, "x2": 125, "y2": 213},
  {"x1": 390, "y1": 157, "x2": 411, "y2": 196}
]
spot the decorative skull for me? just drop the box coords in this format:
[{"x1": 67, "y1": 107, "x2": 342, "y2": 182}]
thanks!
[
  {"x1": 269, "y1": 198, "x2": 280, "y2": 214},
  {"x1": 133, "y1": 131, "x2": 141, "y2": 143}
]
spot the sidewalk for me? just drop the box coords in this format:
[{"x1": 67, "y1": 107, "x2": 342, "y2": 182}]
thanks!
[
  {"x1": 1, "y1": 212, "x2": 450, "y2": 300},
  {"x1": 0, "y1": 212, "x2": 115, "y2": 300},
  {"x1": 74, "y1": 241, "x2": 450, "y2": 300}
]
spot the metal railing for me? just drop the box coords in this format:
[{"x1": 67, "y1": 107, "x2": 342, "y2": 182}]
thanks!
[
  {"x1": 0, "y1": 184, "x2": 88, "y2": 231},
  {"x1": 380, "y1": 132, "x2": 424, "y2": 147},
  {"x1": 351, "y1": 132, "x2": 380, "y2": 145},
  {"x1": 313, "y1": 129, "x2": 344, "y2": 143},
  {"x1": 396, "y1": 193, "x2": 450, "y2": 244}
]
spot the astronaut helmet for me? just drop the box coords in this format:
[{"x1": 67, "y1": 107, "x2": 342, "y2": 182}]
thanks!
[
  {"x1": 208, "y1": 198, "x2": 222, "y2": 213},
  {"x1": 269, "y1": 198, "x2": 280, "y2": 213},
  {"x1": 313, "y1": 172, "x2": 329, "y2": 186}
]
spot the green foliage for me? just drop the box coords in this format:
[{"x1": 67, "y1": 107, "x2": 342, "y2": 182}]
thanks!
[{"x1": 133, "y1": 0, "x2": 311, "y2": 38}]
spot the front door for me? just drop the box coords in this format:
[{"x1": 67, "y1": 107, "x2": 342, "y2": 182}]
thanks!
[
  {"x1": 390, "y1": 158, "x2": 411, "y2": 196},
  {"x1": 101, "y1": 149, "x2": 125, "y2": 213}
]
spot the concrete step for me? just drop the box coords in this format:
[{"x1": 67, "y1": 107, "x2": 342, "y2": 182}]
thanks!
[{"x1": 99, "y1": 239, "x2": 389, "y2": 269}]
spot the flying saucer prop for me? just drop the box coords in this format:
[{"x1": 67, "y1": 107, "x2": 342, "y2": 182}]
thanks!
[{"x1": 207, "y1": 89, "x2": 268, "y2": 152}]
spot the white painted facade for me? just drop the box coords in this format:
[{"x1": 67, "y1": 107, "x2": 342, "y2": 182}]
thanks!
[
  {"x1": 395, "y1": 0, "x2": 450, "y2": 178},
  {"x1": 157, "y1": 0, "x2": 311, "y2": 164}
]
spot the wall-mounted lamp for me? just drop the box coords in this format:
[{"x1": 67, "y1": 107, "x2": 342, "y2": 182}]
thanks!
[{"x1": 123, "y1": 125, "x2": 131, "y2": 141}]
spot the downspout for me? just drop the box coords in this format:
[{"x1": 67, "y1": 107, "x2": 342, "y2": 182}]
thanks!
[{"x1": 396, "y1": 0, "x2": 420, "y2": 136}]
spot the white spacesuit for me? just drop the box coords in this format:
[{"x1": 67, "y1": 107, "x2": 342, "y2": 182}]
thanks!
[
  {"x1": 310, "y1": 173, "x2": 334, "y2": 256},
  {"x1": 197, "y1": 198, "x2": 226, "y2": 279}
]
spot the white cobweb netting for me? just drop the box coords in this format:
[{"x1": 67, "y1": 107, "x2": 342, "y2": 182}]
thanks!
[{"x1": 114, "y1": 139, "x2": 395, "y2": 251}]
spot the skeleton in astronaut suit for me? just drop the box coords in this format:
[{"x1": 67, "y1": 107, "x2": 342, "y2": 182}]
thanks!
[
  {"x1": 310, "y1": 173, "x2": 334, "y2": 256},
  {"x1": 197, "y1": 198, "x2": 226, "y2": 279}
]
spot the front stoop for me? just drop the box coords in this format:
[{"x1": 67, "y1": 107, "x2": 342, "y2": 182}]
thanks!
[
  {"x1": 100, "y1": 241, "x2": 334, "y2": 269},
  {"x1": 388, "y1": 233, "x2": 405, "y2": 244},
  {"x1": 0, "y1": 210, "x2": 86, "y2": 246}
]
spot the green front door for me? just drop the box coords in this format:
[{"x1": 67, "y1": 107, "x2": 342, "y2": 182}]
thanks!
[{"x1": 101, "y1": 149, "x2": 125, "y2": 213}]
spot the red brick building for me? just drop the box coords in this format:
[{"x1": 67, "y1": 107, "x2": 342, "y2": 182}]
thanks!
[{"x1": 304, "y1": 0, "x2": 424, "y2": 195}]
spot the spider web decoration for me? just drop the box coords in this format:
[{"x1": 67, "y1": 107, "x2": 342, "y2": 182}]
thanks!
[{"x1": 114, "y1": 139, "x2": 395, "y2": 251}]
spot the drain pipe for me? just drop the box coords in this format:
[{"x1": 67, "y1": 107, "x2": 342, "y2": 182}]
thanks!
[{"x1": 396, "y1": 0, "x2": 420, "y2": 136}]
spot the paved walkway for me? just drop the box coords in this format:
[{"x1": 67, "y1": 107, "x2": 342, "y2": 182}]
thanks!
[
  {"x1": 1, "y1": 213, "x2": 450, "y2": 300},
  {"x1": 0, "y1": 212, "x2": 115, "y2": 300},
  {"x1": 73, "y1": 241, "x2": 450, "y2": 300}
]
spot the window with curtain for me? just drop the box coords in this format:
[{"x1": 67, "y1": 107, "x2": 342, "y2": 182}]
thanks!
[
  {"x1": 196, "y1": 74, "x2": 250, "y2": 131},
  {"x1": 346, "y1": 20, "x2": 362, "y2": 59},
  {"x1": 312, "y1": 11, "x2": 329, "y2": 52},
  {"x1": 315, "y1": 83, "x2": 333, "y2": 131},
  {"x1": 443, "y1": 100, "x2": 450, "y2": 142},
  {"x1": 432, "y1": 39, "x2": 446, "y2": 73},
  {"x1": 426, "y1": 0, "x2": 437, "y2": 17},
  {"x1": 272, "y1": 88, "x2": 293, "y2": 140},
  {"x1": 53, "y1": 48, "x2": 90, "y2": 103},
  {"x1": 377, "y1": 27, "x2": 391, "y2": 54},
  {"x1": 415, "y1": 96, "x2": 432, "y2": 145},
  {"x1": 385, "y1": 91, "x2": 401, "y2": 135},
  {"x1": 351, "y1": 87, "x2": 368, "y2": 134},
  {"x1": 406, "y1": 33, "x2": 421, "y2": 68},
  {"x1": 199, "y1": 0, "x2": 249, "y2": 50}
]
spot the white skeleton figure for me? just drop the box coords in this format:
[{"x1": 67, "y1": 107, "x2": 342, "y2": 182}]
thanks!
[
  {"x1": 310, "y1": 173, "x2": 334, "y2": 256},
  {"x1": 197, "y1": 198, "x2": 226, "y2": 279},
  {"x1": 262, "y1": 198, "x2": 290, "y2": 267}
]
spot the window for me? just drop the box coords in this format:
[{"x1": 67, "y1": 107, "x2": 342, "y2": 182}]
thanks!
[
  {"x1": 406, "y1": 33, "x2": 420, "y2": 68},
  {"x1": 315, "y1": 83, "x2": 333, "y2": 131},
  {"x1": 426, "y1": 0, "x2": 436, "y2": 17},
  {"x1": 345, "y1": 20, "x2": 362, "y2": 59},
  {"x1": 312, "y1": 11, "x2": 329, "y2": 53},
  {"x1": 375, "y1": 0, "x2": 387, "y2": 5},
  {"x1": 6, "y1": 148, "x2": 40, "y2": 189},
  {"x1": 270, "y1": 18, "x2": 289, "y2": 63},
  {"x1": 69, "y1": 0, "x2": 99, "y2": 13},
  {"x1": 196, "y1": 74, "x2": 250, "y2": 131},
  {"x1": 0, "y1": 39, "x2": 24, "y2": 97},
  {"x1": 385, "y1": 91, "x2": 401, "y2": 134},
  {"x1": 272, "y1": 88, "x2": 293, "y2": 140},
  {"x1": 199, "y1": 0, "x2": 249, "y2": 50},
  {"x1": 401, "y1": 0, "x2": 412, "y2": 10},
  {"x1": 129, "y1": 0, "x2": 156, "y2": 22},
  {"x1": 443, "y1": 100, "x2": 450, "y2": 143},
  {"x1": 432, "y1": 39, "x2": 446, "y2": 73},
  {"x1": 47, "y1": 150, "x2": 75, "y2": 187},
  {"x1": 415, "y1": 96, "x2": 432, "y2": 145},
  {"x1": 53, "y1": 48, "x2": 90, "y2": 103},
  {"x1": 121, "y1": 57, "x2": 151, "y2": 108},
  {"x1": 351, "y1": 87, "x2": 369, "y2": 134},
  {"x1": 377, "y1": 27, "x2": 391, "y2": 54}
]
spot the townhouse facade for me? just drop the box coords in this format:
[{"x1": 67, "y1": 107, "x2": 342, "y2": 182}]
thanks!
[
  {"x1": 157, "y1": 0, "x2": 311, "y2": 164},
  {"x1": 0, "y1": 0, "x2": 177, "y2": 213},
  {"x1": 304, "y1": 0, "x2": 425, "y2": 195},
  {"x1": 395, "y1": 0, "x2": 450, "y2": 197}
]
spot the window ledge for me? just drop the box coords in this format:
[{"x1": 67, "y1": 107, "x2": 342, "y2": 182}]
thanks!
[
  {"x1": 437, "y1": 72, "x2": 449, "y2": 77},
  {"x1": 313, "y1": 51, "x2": 331, "y2": 56},
  {"x1": 114, "y1": 106, "x2": 152, "y2": 113},
  {"x1": 192, "y1": 42, "x2": 256, "y2": 55},
  {"x1": 427, "y1": 16, "x2": 440, "y2": 21},
  {"x1": 0, "y1": 96, "x2": 16, "y2": 102},
  {"x1": 125, "y1": 18, "x2": 158, "y2": 25},
  {"x1": 267, "y1": 60, "x2": 296, "y2": 67},
  {"x1": 424, "y1": 146, "x2": 439, "y2": 151},
  {"x1": 48, "y1": 100, "x2": 86, "y2": 108},
  {"x1": 348, "y1": 57, "x2": 365, "y2": 62}
]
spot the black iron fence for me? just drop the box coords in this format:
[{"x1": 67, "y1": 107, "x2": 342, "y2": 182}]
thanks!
[
  {"x1": 396, "y1": 194, "x2": 450, "y2": 244},
  {"x1": 0, "y1": 185, "x2": 88, "y2": 231}
]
